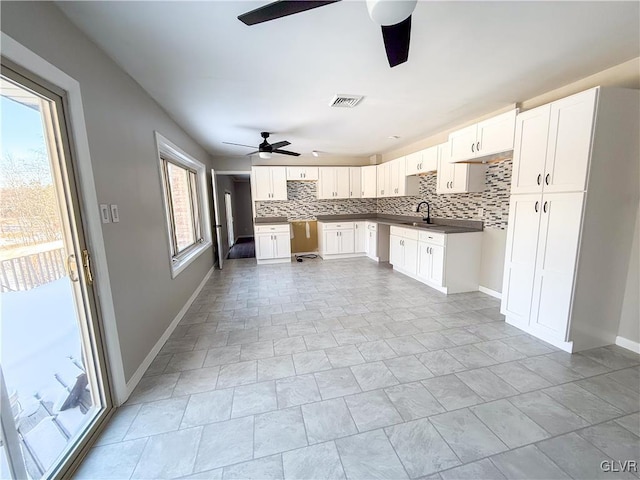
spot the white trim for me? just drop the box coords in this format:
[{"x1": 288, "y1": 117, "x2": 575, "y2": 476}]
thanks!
[
  {"x1": 1, "y1": 32, "x2": 128, "y2": 403},
  {"x1": 479, "y1": 285, "x2": 502, "y2": 299},
  {"x1": 123, "y1": 266, "x2": 214, "y2": 402},
  {"x1": 615, "y1": 336, "x2": 640, "y2": 354},
  {"x1": 155, "y1": 132, "x2": 213, "y2": 278}
]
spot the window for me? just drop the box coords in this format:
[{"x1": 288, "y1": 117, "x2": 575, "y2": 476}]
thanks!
[{"x1": 156, "y1": 133, "x2": 211, "y2": 277}]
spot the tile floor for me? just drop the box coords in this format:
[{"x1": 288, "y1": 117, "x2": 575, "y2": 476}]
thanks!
[{"x1": 76, "y1": 257, "x2": 640, "y2": 479}]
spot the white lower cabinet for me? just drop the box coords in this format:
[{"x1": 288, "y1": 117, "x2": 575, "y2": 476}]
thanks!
[
  {"x1": 354, "y1": 221, "x2": 366, "y2": 253},
  {"x1": 365, "y1": 222, "x2": 378, "y2": 260},
  {"x1": 390, "y1": 226, "x2": 481, "y2": 294},
  {"x1": 317, "y1": 222, "x2": 359, "y2": 258},
  {"x1": 255, "y1": 224, "x2": 291, "y2": 264}
]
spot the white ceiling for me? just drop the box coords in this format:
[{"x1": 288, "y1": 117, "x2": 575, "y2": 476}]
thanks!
[{"x1": 56, "y1": 1, "x2": 639, "y2": 158}]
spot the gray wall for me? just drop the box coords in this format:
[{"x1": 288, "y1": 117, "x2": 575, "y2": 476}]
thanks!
[
  {"x1": 233, "y1": 181, "x2": 254, "y2": 238},
  {"x1": 618, "y1": 206, "x2": 640, "y2": 344},
  {"x1": 1, "y1": 2, "x2": 215, "y2": 383}
]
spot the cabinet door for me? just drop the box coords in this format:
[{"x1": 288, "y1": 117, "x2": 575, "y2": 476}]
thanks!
[
  {"x1": 391, "y1": 158, "x2": 406, "y2": 196},
  {"x1": 476, "y1": 109, "x2": 517, "y2": 157},
  {"x1": 511, "y1": 105, "x2": 551, "y2": 195},
  {"x1": 270, "y1": 167, "x2": 288, "y2": 200},
  {"x1": 366, "y1": 229, "x2": 377, "y2": 259},
  {"x1": 500, "y1": 194, "x2": 543, "y2": 327},
  {"x1": 354, "y1": 222, "x2": 366, "y2": 252},
  {"x1": 389, "y1": 235, "x2": 403, "y2": 266},
  {"x1": 361, "y1": 165, "x2": 377, "y2": 198},
  {"x1": 436, "y1": 145, "x2": 453, "y2": 194},
  {"x1": 449, "y1": 124, "x2": 478, "y2": 162},
  {"x1": 335, "y1": 167, "x2": 351, "y2": 199},
  {"x1": 429, "y1": 245, "x2": 445, "y2": 286},
  {"x1": 253, "y1": 167, "x2": 273, "y2": 200},
  {"x1": 377, "y1": 163, "x2": 389, "y2": 197},
  {"x1": 349, "y1": 167, "x2": 362, "y2": 198},
  {"x1": 417, "y1": 243, "x2": 431, "y2": 282},
  {"x1": 339, "y1": 228, "x2": 355, "y2": 254},
  {"x1": 403, "y1": 237, "x2": 418, "y2": 276},
  {"x1": 323, "y1": 231, "x2": 341, "y2": 254},
  {"x1": 421, "y1": 145, "x2": 439, "y2": 172},
  {"x1": 302, "y1": 167, "x2": 319, "y2": 181},
  {"x1": 405, "y1": 151, "x2": 422, "y2": 176},
  {"x1": 273, "y1": 232, "x2": 291, "y2": 259},
  {"x1": 286, "y1": 167, "x2": 304, "y2": 180},
  {"x1": 544, "y1": 88, "x2": 597, "y2": 194},
  {"x1": 256, "y1": 234, "x2": 275, "y2": 259},
  {"x1": 449, "y1": 164, "x2": 469, "y2": 193},
  {"x1": 529, "y1": 192, "x2": 584, "y2": 340},
  {"x1": 317, "y1": 168, "x2": 335, "y2": 199}
]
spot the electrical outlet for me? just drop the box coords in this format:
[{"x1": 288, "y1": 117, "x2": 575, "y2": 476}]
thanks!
[
  {"x1": 110, "y1": 204, "x2": 120, "y2": 223},
  {"x1": 477, "y1": 207, "x2": 484, "y2": 218}
]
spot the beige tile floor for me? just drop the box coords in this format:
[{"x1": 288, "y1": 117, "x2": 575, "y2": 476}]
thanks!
[{"x1": 76, "y1": 257, "x2": 640, "y2": 479}]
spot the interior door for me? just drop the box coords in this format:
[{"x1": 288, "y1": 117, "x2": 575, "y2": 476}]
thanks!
[
  {"x1": 1, "y1": 63, "x2": 111, "y2": 480},
  {"x1": 210, "y1": 169, "x2": 224, "y2": 268},
  {"x1": 224, "y1": 192, "x2": 234, "y2": 248}
]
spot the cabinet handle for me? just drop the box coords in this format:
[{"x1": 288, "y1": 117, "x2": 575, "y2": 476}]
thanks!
[
  {"x1": 535, "y1": 201, "x2": 539, "y2": 213},
  {"x1": 545, "y1": 174, "x2": 550, "y2": 185},
  {"x1": 471, "y1": 143, "x2": 475, "y2": 153},
  {"x1": 537, "y1": 174, "x2": 542, "y2": 185},
  {"x1": 350, "y1": 191, "x2": 353, "y2": 197},
  {"x1": 477, "y1": 141, "x2": 480, "y2": 151},
  {"x1": 543, "y1": 201, "x2": 548, "y2": 213}
]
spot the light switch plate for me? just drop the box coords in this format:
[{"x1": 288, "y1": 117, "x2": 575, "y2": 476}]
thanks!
[
  {"x1": 110, "y1": 204, "x2": 120, "y2": 223},
  {"x1": 100, "y1": 204, "x2": 111, "y2": 223}
]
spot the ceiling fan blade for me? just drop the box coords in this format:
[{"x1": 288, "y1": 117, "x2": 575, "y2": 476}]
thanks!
[
  {"x1": 269, "y1": 140, "x2": 291, "y2": 150},
  {"x1": 238, "y1": 0, "x2": 341, "y2": 26},
  {"x1": 222, "y1": 141, "x2": 258, "y2": 148},
  {"x1": 381, "y1": 15, "x2": 412, "y2": 68},
  {"x1": 273, "y1": 149, "x2": 301, "y2": 156},
  {"x1": 245, "y1": 150, "x2": 260, "y2": 156}
]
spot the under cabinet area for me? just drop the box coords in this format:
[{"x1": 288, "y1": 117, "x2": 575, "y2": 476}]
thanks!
[
  {"x1": 255, "y1": 224, "x2": 291, "y2": 264},
  {"x1": 389, "y1": 226, "x2": 482, "y2": 294}
]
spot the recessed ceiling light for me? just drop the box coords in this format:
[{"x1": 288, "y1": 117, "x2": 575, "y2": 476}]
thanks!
[{"x1": 388, "y1": 135, "x2": 401, "y2": 140}]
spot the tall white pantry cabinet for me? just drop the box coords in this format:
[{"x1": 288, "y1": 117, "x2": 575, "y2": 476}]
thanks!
[{"x1": 501, "y1": 87, "x2": 639, "y2": 352}]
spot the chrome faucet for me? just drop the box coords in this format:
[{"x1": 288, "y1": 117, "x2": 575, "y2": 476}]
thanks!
[{"x1": 416, "y1": 201, "x2": 432, "y2": 224}]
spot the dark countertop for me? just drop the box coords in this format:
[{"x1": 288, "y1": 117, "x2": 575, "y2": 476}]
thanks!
[
  {"x1": 254, "y1": 216, "x2": 289, "y2": 225},
  {"x1": 314, "y1": 214, "x2": 483, "y2": 234}
]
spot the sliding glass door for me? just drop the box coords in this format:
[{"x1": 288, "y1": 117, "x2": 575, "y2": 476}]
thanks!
[{"x1": 1, "y1": 62, "x2": 112, "y2": 479}]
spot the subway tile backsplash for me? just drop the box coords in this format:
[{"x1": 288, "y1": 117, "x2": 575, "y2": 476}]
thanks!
[{"x1": 255, "y1": 158, "x2": 512, "y2": 229}]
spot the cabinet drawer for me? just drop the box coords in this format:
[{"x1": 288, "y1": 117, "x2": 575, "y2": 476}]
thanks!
[
  {"x1": 321, "y1": 222, "x2": 354, "y2": 231},
  {"x1": 418, "y1": 231, "x2": 445, "y2": 246},
  {"x1": 390, "y1": 226, "x2": 419, "y2": 241},
  {"x1": 255, "y1": 224, "x2": 290, "y2": 234}
]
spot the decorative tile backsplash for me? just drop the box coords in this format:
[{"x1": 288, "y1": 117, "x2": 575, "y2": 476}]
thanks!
[{"x1": 255, "y1": 158, "x2": 512, "y2": 229}]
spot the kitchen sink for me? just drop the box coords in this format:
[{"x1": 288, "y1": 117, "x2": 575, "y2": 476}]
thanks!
[{"x1": 400, "y1": 222, "x2": 441, "y2": 229}]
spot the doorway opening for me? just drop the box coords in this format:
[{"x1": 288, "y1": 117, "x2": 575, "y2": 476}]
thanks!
[
  {"x1": 211, "y1": 172, "x2": 255, "y2": 262},
  {"x1": 1, "y1": 64, "x2": 111, "y2": 479}
]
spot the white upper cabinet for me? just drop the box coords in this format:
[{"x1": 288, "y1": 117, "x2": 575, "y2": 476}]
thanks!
[
  {"x1": 286, "y1": 166, "x2": 318, "y2": 181},
  {"x1": 252, "y1": 166, "x2": 287, "y2": 200},
  {"x1": 361, "y1": 165, "x2": 377, "y2": 198},
  {"x1": 543, "y1": 88, "x2": 597, "y2": 194},
  {"x1": 511, "y1": 89, "x2": 596, "y2": 195},
  {"x1": 349, "y1": 167, "x2": 362, "y2": 198},
  {"x1": 436, "y1": 144, "x2": 485, "y2": 194},
  {"x1": 377, "y1": 158, "x2": 419, "y2": 197},
  {"x1": 405, "y1": 146, "x2": 438, "y2": 176},
  {"x1": 317, "y1": 167, "x2": 350, "y2": 199},
  {"x1": 449, "y1": 109, "x2": 518, "y2": 163}
]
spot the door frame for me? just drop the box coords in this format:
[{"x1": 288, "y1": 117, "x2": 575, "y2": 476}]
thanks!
[
  {"x1": 224, "y1": 191, "x2": 234, "y2": 248},
  {"x1": 210, "y1": 169, "x2": 225, "y2": 268},
  {"x1": 2, "y1": 32, "x2": 123, "y2": 476}
]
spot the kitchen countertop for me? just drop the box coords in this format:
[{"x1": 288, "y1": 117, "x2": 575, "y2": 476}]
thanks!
[
  {"x1": 253, "y1": 216, "x2": 289, "y2": 225},
  {"x1": 314, "y1": 214, "x2": 483, "y2": 234}
]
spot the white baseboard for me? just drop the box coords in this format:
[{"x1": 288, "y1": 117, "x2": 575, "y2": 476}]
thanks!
[
  {"x1": 478, "y1": 286, "x2": 502, "y2": 300},
  {"x1": 122, "y1": 266, "x2": 214, "y2": 404},
  {"x1": 615, "y1": 336, "x2": 640, "y2": 354}
]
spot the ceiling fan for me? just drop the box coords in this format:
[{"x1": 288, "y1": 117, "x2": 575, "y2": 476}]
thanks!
[
  {"x1": 223, "y1": 131, "x2": 301, "y2": 158},
  {"x1": 237, "y1": 0, "x2": 418, "y2": 68}
]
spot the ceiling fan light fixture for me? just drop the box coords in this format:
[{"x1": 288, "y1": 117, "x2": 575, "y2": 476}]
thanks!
[
  {"x1": 312, "y1": 150, "x2": 319, "y2": 157},
  {"x1": 259, "y1": 151, "x2": 272, "y2": 159},
  {"x1": 366, "y1": 0, "x2": 417, "y2": 25}
]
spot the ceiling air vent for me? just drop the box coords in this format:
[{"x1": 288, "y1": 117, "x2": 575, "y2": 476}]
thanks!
[{"x1": 329, "y1": 94, "x2": 364, "y2": 108}]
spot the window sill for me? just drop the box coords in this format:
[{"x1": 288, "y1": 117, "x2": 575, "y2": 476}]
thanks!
[{"x1": 170, "y1": 240, "x2": 212, "y2": 278}]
